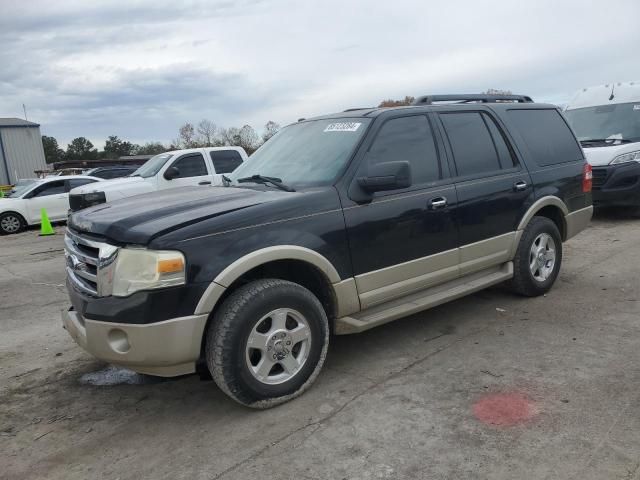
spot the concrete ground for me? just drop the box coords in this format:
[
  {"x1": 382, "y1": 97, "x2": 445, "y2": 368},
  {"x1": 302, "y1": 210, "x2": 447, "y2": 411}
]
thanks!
[{"x1": 1, "y1": 213, "x2": 639, "y2": 480}]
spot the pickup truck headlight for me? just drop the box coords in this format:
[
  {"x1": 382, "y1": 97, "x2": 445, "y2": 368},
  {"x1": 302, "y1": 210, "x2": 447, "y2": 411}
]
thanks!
[
  {"x1": 112, "y1": 249, "x2": 186, "y2": 297},
  {"x1": 610, "y1": 150, "x2": 640, "y2": 165}
]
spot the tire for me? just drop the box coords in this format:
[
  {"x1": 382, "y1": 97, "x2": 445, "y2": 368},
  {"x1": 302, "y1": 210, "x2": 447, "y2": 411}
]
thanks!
[
  {"x1": 509, "y1": 216, "x2": 563, "y2": 297},
  {"x1": 0, "y1": 212, "x2": 26, "y2": 235},
  {"x1": 206, "y1": 279, "x2": 329, "y2": 408}
]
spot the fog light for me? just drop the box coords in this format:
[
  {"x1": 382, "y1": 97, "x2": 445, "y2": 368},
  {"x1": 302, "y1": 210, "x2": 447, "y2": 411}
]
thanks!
[{"x1": 108, "y1": 329, "x2": 130, "y2": 354}]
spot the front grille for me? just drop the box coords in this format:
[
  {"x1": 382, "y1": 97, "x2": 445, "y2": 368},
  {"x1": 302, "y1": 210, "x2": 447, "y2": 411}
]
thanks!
[
  {"x1": 64, "y1": 229, "x2": 118, "y2": 297},
  {"x1": 592, "y1": 168, "x2": 608, "y2": 188}
]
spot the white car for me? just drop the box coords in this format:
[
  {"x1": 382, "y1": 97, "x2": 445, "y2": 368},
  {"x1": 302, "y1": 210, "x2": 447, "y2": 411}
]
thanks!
[
  {"x1": 0, "y1": 175, "x2": 101, "y2": 234},
  {"x1": 69, "y1": 147, "x2": 247, "y2": 211},
  {"x1": 564, "y1": 81, "x2": 640, "y2": 210}
]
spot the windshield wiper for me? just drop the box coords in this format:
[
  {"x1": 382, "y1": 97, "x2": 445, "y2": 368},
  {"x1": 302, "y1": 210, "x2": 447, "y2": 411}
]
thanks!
[{"x1": 237, "y1": 175, "x2": 295, "y2": 192}]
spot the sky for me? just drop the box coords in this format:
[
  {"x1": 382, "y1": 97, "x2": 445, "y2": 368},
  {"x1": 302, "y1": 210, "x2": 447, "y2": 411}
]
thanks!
[{"x1": 1, "y1": 0, "x2": 639, "y2": 149}]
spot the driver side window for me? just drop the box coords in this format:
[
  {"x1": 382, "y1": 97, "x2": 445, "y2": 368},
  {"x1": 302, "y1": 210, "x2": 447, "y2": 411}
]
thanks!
[
  {"x1": 366, "y1": 115, "x2": 441, "y2": 186},
  {"x1": 33, "y1": 181, "x2": 65, "y2": 197},
  {"x1": 171, "y1": 154, "x2": 208, "y2": 178}
]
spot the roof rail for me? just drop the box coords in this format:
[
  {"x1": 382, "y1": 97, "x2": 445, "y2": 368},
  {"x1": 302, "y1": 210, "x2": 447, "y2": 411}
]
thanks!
[
  {"x1": 412, "y1": 94, "x2": 534, "y2": 105},
  {"x1": 343, "y1": 107, "x2": 375, "y2": 112}
]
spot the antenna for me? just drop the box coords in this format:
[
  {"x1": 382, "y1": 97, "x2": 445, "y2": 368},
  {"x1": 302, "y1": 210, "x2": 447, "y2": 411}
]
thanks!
[
  {"x1": 22, "y1": 104, "x2": 28, "y2": 121},
  {"x1": 609, "y1": 84, "x2": 615, "y2": 101}
]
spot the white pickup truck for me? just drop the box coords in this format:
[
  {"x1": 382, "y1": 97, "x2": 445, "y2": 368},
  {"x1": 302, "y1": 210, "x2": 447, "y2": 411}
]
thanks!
[{"x1": 69, "y1": 147, "x2": 247, "y2": 211}]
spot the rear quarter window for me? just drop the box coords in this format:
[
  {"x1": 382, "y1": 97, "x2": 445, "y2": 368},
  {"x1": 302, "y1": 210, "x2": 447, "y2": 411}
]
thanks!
[{"x1": 507, "y1": 109, "x2": 583, "y2": 167}]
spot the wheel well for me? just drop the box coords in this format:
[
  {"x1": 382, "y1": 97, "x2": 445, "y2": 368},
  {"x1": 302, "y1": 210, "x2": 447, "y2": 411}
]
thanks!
[
  {"x1": 0, "y1": 211, "x2": 27, "y2": 225},
  {"x1": 198, "y1": 259, "x2": 337, "y2": 362},
  {"x1": 534, "y1": 206, "x2": 566, "y2": 240}
]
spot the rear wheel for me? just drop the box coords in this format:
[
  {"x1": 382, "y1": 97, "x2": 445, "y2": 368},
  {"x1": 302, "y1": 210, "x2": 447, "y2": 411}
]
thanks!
[
  {"x1": 206, "y1": 279, "x2": 329, "y2": 408},
  {"x1": 509, "y1": 216, "x2": 562, "y2": 297},
  {"x1": 0, "y1": 212, "x2": 26, "y2": 235}
]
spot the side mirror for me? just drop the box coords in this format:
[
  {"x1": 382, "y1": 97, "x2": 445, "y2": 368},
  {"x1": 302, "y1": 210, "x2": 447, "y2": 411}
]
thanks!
[
  {"x1": 357, "y1": 161, "x2": 411, "y2": 193},
  {"x1": 163, "y1": 166, "x2": 180, "y2": 180}
]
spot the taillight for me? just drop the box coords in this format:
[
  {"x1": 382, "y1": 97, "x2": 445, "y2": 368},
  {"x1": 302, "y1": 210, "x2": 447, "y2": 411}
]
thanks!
[{"x1": 582, "y1": 163, "x2": 593, "y2": 193}]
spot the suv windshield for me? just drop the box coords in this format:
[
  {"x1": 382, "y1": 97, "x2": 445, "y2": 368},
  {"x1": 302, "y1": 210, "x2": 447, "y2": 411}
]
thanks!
[
  {"x1": 131, "y1": 153, "x2": 173, "y2": 178},
  {"x1": 564, "y1": 102, "x2": 640, "y2": 144},
  {"x1": 229, "y1": 118, "x2": 371, "y2": 187},
  {"x1": 6, "y1": 179, "x2": 38, "y2": 198}
]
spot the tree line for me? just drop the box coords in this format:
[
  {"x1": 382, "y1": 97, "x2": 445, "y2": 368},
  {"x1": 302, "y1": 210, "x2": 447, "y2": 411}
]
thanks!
[
  {"x1": 41, "y1": 119, "x2": 281, "y2": 164},
  {"x1": 43, "y1": 90, "x2": 512, "y2": 164}
]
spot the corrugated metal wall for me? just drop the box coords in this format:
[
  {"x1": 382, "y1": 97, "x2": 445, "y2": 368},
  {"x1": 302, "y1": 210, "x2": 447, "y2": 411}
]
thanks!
[{"x1": 0, "y1": 126, "x2": 47, "y2": 184}]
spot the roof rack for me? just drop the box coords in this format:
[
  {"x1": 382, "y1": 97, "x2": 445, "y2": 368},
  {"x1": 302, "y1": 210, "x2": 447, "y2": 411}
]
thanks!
[
  {"x1": 412, "y1": 94, "x2": 533, "y2": 105},
  {"x1": 343, "y1": 107, "x2": 375, "y2": 112}
]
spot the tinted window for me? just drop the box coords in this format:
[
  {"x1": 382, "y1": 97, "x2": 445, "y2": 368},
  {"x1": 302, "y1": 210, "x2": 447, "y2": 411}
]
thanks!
[
  {"x1": 33, "y1": 180, "x2": 65, "y2": 197},
  {"x1": 440, "y1": 112, "x2": 501, "y2": 177},
  {"x1": 172, "y1": 154, "x2": 208, "y2": 178},
  {"x1": 210, "y1": 150, "x2": 243, "y2": 173},
  {"x1": 67, "y1": 178, "x2": 97, "y2": 191},
  {"x1": 484, "y1": 114, "x2": 516, "y2": 168},
  {"x1": 507, "y1": 109, "x2": 583, "y2": 166},
  {"x1": 366, "y1": 115, "x2": 440, "y2": 185}
]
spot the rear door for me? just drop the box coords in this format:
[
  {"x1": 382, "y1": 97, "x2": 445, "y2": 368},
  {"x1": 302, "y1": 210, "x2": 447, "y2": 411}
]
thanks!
[
  {"x1": 343, "y1": 113, "x2": 459, "y2": 309},
  {"x1": 25, "y1": 180, "x2": 68, "y2": 222},
  {"x1": 436, "y1": 110, "x2": 532, "y2": 274},
  {"x1": 159, "y1": 152, "x2": 212, "y2": 189}
]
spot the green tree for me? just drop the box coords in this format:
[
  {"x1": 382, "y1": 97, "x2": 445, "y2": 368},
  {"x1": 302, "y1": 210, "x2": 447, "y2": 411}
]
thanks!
[
  {"x1": 65, "y1": 137, "x2": 98, "y2": 160},
  {"x1": 103, "y1": 135, "x2": 134, "y2": 158},
  {"x1": 133, "y1": 142, "x2": 167, "y2": 155},
  {"x1": 41, "y1": 136, "x2": 64, "y2": 164}
]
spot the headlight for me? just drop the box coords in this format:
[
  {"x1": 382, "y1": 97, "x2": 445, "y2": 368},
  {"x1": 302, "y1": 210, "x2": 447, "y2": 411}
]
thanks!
[
  {"x1": 610, "y1": 150, "x2": 640, "y2": 165},
  {"x1": 111, "y1": 248, "x2": 186, "y2": 297}
]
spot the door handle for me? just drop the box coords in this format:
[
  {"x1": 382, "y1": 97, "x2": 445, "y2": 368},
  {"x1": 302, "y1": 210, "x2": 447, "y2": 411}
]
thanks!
[
  {"x1": 198, "y1": 181, "x2": 212, "y2": 185},
  {"x1": 513, "y1": 181, "x2": 528, "y2": 192},
  {"x1": 429, "y1": 196, "x2": 448, "y2": 210}
]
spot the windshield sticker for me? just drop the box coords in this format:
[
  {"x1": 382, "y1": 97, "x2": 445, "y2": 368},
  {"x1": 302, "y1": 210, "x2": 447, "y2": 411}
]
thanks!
[
  {"x1": 634, "y1": 104, "x2": 640, "y2": 110},
  {"x1": 324, "y1": 122, "x2": 362, "y2": 132}
]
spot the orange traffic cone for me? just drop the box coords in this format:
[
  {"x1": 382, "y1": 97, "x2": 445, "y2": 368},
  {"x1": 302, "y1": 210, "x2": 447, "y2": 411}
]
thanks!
[{"x1": 39, "y1": 208, "x2": 55, "y2": 236}]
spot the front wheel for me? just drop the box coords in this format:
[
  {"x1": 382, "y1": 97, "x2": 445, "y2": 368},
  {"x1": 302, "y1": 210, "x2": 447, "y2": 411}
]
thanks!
[
  {"x1": 206, "y1": 279, "x2": 329, "y2": 408},
  {"x1": 0, "y1": 212, "x2": 26, "y2": 235},
  {"x1": 509, "y1": 216, "x2": 562, "y2": 297}
]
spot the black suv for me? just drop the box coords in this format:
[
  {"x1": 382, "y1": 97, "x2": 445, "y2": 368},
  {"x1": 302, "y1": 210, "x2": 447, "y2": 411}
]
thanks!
[{"x1": 62, "y1": 94, "x2": 593, "y2": 407}]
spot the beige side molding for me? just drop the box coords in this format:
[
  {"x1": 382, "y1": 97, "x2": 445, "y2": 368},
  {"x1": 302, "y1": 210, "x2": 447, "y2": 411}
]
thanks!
[
  {"x1": 517, "y1": 196, "x2": 569, "y2": 233},
  {"x1": 195, "y1": 245, "x2": 345, "y2": 315}
]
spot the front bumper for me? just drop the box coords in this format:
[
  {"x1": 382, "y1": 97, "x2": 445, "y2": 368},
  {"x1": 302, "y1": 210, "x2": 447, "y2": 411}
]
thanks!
[
  {"x1": 591, "y1": 162, "x2": 640, "y2": 207},
  {"x1": 62, "y1": 307, "x2": 208, "y2": 377}
]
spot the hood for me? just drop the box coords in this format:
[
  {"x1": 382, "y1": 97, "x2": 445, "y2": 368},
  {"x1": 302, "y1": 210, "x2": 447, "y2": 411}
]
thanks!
[
  {"x1": 69, "y1": 185, "x2": 291, "y2": 244},
  {"x1": 583, "y1": 141, "x2": 640, "y2": 166},
  {"x1": 71, "y1": 176, "x2": 153, "y2": 199},
  {"x1": 0, "y1": 197, "x2": 23, "y2": 208}
]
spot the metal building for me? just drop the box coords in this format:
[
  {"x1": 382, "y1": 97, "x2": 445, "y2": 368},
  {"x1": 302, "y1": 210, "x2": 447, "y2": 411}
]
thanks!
[{"x1": 0, "y1": 118, "x2": 47, "y2": 185}]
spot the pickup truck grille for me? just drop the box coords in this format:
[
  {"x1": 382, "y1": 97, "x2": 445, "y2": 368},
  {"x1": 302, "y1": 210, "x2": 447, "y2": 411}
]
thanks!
[
  {"x1": 592, "y1": 167, "x2": 608, "y2": 189},
  {"x1": 64, "y1": 229, "x2": 118, "y2": 297}
]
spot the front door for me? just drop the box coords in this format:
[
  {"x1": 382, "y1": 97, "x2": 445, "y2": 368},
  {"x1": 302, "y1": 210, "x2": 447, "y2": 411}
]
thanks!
[
  {"x1": 25, "y1": 180, "x2": 69, "y2": 222},
  {"x1": 435, "y1": 110, "x2": 533, "y2": 275},
  {"x1": 342, "y1": 114, "x2": 459, "y2": 309},
  {"x1": 159, "y1": 152, "x2": 212, "y2": 189}
]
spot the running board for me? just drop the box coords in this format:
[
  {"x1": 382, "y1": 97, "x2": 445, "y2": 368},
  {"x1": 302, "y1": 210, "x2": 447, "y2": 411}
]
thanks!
[{"x1": 334, "y1": 262, "x2": 513, "y2": 335}]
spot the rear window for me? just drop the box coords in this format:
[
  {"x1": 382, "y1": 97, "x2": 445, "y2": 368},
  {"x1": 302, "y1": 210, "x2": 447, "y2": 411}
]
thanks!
[{"x1": 507, "y1": 109, "x2": 583, "y2": 166}]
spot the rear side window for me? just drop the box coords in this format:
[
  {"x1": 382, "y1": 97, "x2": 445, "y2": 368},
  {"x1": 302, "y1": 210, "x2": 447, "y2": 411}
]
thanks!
[
  {"x1": 210, "y1": 150, "x2": 243, "y2": 173},
  {"x1": 440, "y1": 112, "x2": 504, "y2": 176},
  {"x1": 172, "y1": 154, "x2": 208, "y2": 178},
  {"x1": 366, "y1": 115, "x2": 441, "y2": 185},
  {"x1": 507, "y1": 109, "x2": 583, "y2": 166}
]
